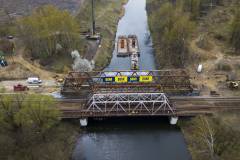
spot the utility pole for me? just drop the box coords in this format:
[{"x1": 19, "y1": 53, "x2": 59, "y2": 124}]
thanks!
[
  {"x1": 91, "y1": 0, "x2": 96, "y2": 36},
  {"x1": 210, "y1": 0, "x2": 213, "y2": 10}
]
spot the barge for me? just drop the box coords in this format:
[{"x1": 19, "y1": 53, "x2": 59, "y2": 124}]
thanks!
[
  {"x1": 128, "y1": 35, "x2": 140, "y2": 56},
  {"x1": 117, "y1": 36, "x2": 129, "y2": 57},
  {"x1": 117, "y1": 35, "x2": 140, "y2": 57}
]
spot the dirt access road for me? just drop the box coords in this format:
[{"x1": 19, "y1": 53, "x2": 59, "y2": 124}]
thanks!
[
  {"x1": 9, "y1": 48, "x2": 63, "y2": 80},
  {"x1": 189, "y1": 36, "x2": 240, "y2": 96}
]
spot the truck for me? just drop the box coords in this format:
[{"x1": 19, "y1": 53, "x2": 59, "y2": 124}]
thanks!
[{"x1": 26, "y1": 77, "x2": 42, "y2": 84}]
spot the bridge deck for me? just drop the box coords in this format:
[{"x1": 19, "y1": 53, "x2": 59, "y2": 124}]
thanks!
[
  {"x1": 61, "y1": 70, "x2": 193, "y2": 95},
  {"x1": 58, "y1": 96, "x2": 240, "y2": 119}
]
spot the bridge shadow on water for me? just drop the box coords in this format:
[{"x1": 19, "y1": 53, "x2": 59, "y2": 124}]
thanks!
[
  {"x1": 86, "y1": 117, "x2": 179, "y2": 132},
  {"x1": 72, "y1": 116, "x2": 192, "y2": 160}
]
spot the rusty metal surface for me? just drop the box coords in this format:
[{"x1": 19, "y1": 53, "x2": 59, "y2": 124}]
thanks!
[
  {"x1": 61, "y1": 70, "x2": 193, "y2": 95},
  {"x1": 58, "y1": 96, "x2": 240, "y2": 118}
]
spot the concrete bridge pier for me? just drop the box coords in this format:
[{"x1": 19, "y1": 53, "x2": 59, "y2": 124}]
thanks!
[
  {"x1": 169, "y1": 116, "x2": 178, "y2": 125},
  {"x1": 80, "y1": 118, "x2": 88, "y2": 127}
]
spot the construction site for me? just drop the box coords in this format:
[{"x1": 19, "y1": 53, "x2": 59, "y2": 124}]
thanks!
[{"x1": 0, "y1": 0, "x2": 240, "y2": 160}]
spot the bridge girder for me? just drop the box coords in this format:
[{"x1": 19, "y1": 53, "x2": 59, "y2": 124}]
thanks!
[
  {"x1": 61, "y1": 70, "x2": 193, "y2": 96},
  {"x1": 85, "y1": 93, "x2": 175, "y2": 116}
]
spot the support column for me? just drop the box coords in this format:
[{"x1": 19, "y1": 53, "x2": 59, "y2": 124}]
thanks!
[
  {"x1": 80, "y1": 118, "x2": 88, "y2": 127},
  {"x1": 169, "y1": 116, "x2": 178, "y2": 125}
]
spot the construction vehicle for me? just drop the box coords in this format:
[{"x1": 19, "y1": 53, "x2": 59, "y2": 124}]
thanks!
[{"x1": 228, "y1": 81, "x2": 239, "y2": 89}]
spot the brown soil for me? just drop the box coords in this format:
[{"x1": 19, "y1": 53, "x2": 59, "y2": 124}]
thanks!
[
  {"x1": 0, "y1": 63, "x2": 33, "y2": 80},
  {"x1": 188, "y1": 36, "x2": 240, "y2": 96},
  {"x1": 6, "y1": 48, "x2": 63, "y2": 80}
]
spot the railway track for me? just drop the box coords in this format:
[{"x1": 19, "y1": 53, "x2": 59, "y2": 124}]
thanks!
[{"x1": 57, "y1": 96, "x2": 240, "y2": 118}]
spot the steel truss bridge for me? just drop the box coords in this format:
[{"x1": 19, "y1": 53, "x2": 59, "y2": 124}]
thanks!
[
  {"x1": 60, "y1": 69, "x2": 194, "y2": 124},
  {"x1": 59, "y1": 96, "x2": 240, "y2": 119},
  {"x1": 61, "y1": 69, "x2": 193, "y2": 96},
  {"x1": 84, "y1": 93, "x2": 175, "y2": 117}
]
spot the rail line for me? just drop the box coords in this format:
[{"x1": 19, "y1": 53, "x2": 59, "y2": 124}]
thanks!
[{"x1": 57, "y1": 96, "x2": 240, "y2": 118}]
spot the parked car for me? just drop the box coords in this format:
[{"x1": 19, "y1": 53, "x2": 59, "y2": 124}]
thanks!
[
  {"x1": 13, "y1": 84, "x2": 29, "y2": 92},
  {"x1": 27, "y1": 77, "x2": 42, "y2": 84}
]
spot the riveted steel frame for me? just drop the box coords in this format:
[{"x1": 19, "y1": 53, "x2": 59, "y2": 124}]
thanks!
[
  {"x1": 61, "y1": 70, "x2": 192, "y2": 95},
  {"x1": 84, "y1": 93, "x2": 175, "y2": 116}
]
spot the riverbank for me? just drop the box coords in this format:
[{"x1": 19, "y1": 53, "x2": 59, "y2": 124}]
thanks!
[
  {"x1": 146, "y1": 0, "x2": 240, "y2": 159},
  {"x1": 77, "y1": 0, "x2": 127, "y2": 70},
  {"x1": 178, "y1": 112, "x2": 240, "y2": 160},
  {"x1": 0, "y1": 120, "x2": 80, "y2": 160},
  {"x1": 0, "y1": 0, "x2": 127, "y2": 76}
]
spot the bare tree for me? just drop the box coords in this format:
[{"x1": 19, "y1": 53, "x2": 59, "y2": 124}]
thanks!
[{"x1": 195, "y1": 116, "x2": 217, "y2": 160}]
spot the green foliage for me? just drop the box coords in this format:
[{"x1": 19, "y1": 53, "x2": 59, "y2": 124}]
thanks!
[
  {"x1": 0, "y1": 94, "x2": 23, "y2": 131},
  {"x1": 180, "y1": 115, "x2": 240, "y2": 160},
  {"x1": 0, "y1": 23, "x2": 14, "y2": 37},
  {"x1": 230, "y1": 5, "x2": 240, "y2": 54},
  {"x1": 179, "y1": 0, "x2": 226, "y2": 20},
  {"x1": 0, "y1": 39, "x2": 14, "y2": 55},
  {"x1": 15, "y1": 94, "x2": 60, "y2": 134},
  {"x1": 180, "y1": 0, "x2": 201, "y2": 20},
  {"x1": 18, "y1": 5, "x2": 81, "y2": 59},
  {"x1": 0, "y1": 94, "x2": 60, "y2": 134},
  {"x1": 0, "y1": 94, "x2": 64, "y2": 159},
  {"x1": 0, "y1": 87, "x2": 6, "y2": 93},
  {"x1": 149, "y1": 2, "x2": 195, "y2": 67}
]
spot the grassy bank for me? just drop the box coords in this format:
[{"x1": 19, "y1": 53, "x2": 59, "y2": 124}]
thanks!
[
  {"x1": 147, "y1": 0, "x2": 195, "y2": 68},
  {"x1": 0, "y1": 0, "x2": 127, "y2": 75},
  {"x1": 0, "y1": 121, "x2": 80, "y2": 160},
  {"x1": 0, "y1": 94, "x2": 81, "y2": 160},
  {"x1": 179, "y1": 113, "x2": 240, "y2": 160},
  {"x1": 77, "y1": 0, "x2": 127, "y2": 70}
]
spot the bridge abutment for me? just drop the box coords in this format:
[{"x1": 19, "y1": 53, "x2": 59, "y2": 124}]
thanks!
[
  {"x1": 80, "y1": 118, "x2": 88, "y2": 127},
  {"x1": 169, "y1": 116, "x2": 178, "y2": 125}
]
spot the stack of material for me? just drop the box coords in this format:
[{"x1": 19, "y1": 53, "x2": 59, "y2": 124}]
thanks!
[
  {"x1": 128, "y1": 35, "x2": 140, "y2": 56},
  {"x1": 117, "y1": 36, "x2": 128, "y2": 57},
  {"x1": 117, "y1": 35, "x2": 140, "y2": 57}
]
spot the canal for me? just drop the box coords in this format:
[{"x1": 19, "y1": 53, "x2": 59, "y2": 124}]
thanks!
[
  {"x1": 105, "y1": 0, "x2": 155, "y2": 70},
  {"x1": 72, "y1": 0, "x2": 191, "y2": 160}
]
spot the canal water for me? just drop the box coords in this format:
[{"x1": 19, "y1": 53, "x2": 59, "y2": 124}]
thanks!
[
  {"x1": 72, "y1": 0, "x2": 191, "y2": 160},
  {"x1": 105, "y1": 0, "x2": 155, "y2": 70}
]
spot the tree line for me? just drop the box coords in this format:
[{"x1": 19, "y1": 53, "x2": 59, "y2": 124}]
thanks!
[
  {"x1": 230, "y1": 4, "x2": 240, "y2": 53},
  {"x1": 180, "y1": 115, "x2": 240, "y2": 160},
  {"x1": 148, "y1": 0, "x2": 240, "y2": 68},
  {"x1": 17, "y1": 5, "x2": 82, "y2": 59},
  {"x1": 0, "y1": 94, "x2": 72, "y2": 160},
  {"x1": 148, "y1": 1, "x2": 195, "y2": 67},
  {"x1": 181, "y1": 0, "x2": 240, "y2": 54}
]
